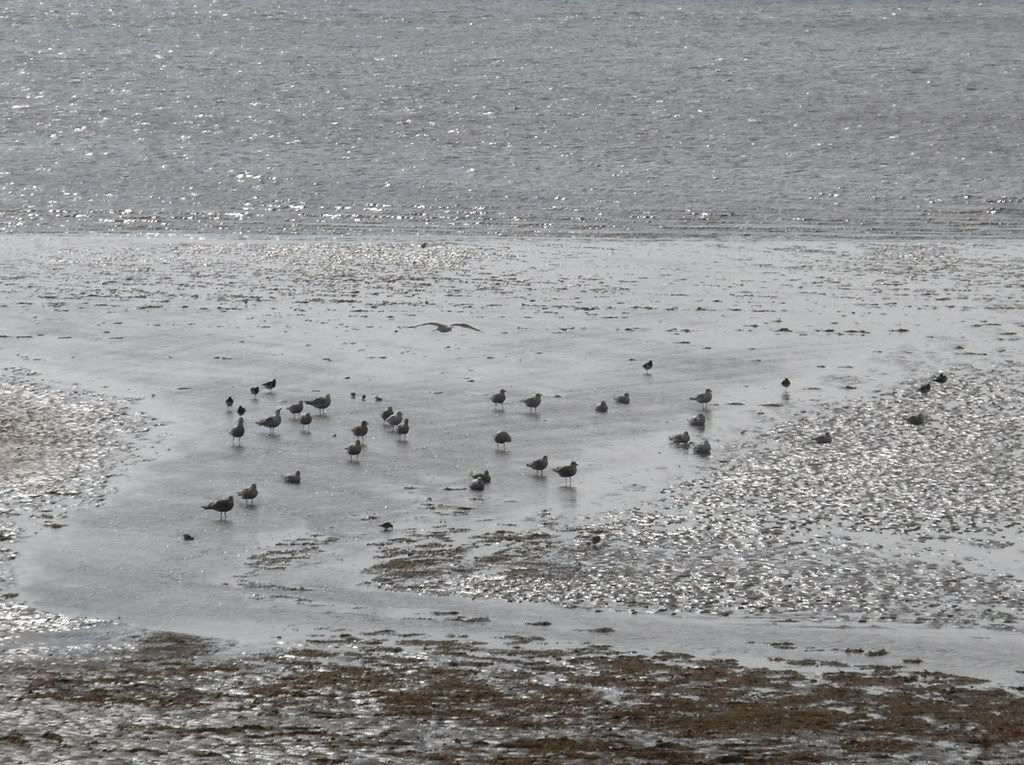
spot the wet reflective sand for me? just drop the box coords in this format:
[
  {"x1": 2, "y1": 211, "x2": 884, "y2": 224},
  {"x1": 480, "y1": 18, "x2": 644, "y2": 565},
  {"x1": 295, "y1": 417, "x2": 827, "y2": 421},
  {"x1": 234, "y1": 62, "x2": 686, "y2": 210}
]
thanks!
[{"x1": 2, "y1": 235, "x2": 1024, "y2": 761}]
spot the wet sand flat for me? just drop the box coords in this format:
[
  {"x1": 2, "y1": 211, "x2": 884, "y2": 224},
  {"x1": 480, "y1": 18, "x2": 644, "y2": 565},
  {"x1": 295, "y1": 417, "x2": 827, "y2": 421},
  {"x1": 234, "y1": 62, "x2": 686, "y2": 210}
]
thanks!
[{"x1": 2, "y1": 234, "x2": 1024, "y2": 761}]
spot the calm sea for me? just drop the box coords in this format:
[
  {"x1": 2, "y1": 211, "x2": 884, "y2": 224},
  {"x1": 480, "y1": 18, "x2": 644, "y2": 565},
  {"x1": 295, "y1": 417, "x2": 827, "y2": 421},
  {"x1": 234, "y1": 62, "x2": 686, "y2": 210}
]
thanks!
[{"x1": 2, "y1": 0, "x2": 1022, "y2": 238}]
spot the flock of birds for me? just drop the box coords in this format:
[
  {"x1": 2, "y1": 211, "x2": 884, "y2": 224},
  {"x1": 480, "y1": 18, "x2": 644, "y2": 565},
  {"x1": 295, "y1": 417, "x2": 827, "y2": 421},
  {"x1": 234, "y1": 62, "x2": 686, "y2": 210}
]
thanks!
[
  {"x1": 807, "y1": 371, "x2": 947, "y2": 446},
  {"x1": 200, "y1": 362, "x2": 951, "y2": 525},
  {"x1": 200, "y1": 358, "x2": 713, "y2": 524}
]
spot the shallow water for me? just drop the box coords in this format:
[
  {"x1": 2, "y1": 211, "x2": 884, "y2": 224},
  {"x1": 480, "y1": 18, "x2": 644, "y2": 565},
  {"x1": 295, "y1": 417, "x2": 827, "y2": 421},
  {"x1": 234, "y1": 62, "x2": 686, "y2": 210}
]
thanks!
[{"x1": 3, "y1": 234, "x2": 1024, "y2": 690}]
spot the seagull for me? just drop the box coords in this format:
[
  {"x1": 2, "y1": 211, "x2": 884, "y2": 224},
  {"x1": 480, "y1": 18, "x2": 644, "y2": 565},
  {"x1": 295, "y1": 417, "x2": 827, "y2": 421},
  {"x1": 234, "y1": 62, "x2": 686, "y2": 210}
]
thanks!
[
  {"x1": 692, "y1": 440, "x2": 711, "y2": 457},
  {"x1": 237, "y1": 483, "x2": 258, "y2": 507},
  {"x1": 691, "y1": 388, "x2": 713, "y2": 410},
  {"x1": 934, "y1": 372, "x2": 948, "y2": 384},
  {"x1": 257, "y1": 408, "x2": 282, "y2": 434},
  {"x1": 347, "y1": 441, "x2": 363, "y2": 461},
  {"x1": 689, "y1": 413, "x2": 706, "y2": 428},
  {"x1": 283, "y1": 470, "x2": 301, "y2": 484},
  {"x1": 642, "y1": 360, "x2": 653, "y2": 374},
  {"x1": 380, "y1": 522, "x2": 393, "y2": 532},
  {"x1": 614, "y1": 392, "x2": 630, "y2": 405},
  {"x1": 595, "y1": 400, "x2": 608, "y2": 413},
  {"x1": 905, "y1": 412, "x2": 926, "y2": 426},
  {"x1": 471, "y1": 469, "x2": 491, "y2": 484},
  {"x1": 299, "y1": 411, "x2": 313, "y2": 431},
  {"x1": 225, "y1": 396, "x2": 234, "y2": 409},
  {"x1": 814, "y1": 431, "x2": 833, "y2": 444},
  {"x1": 396, "y1": 418, "x2": 410, "y2": 441},
  {"x1": 408, "y1": 321, "x2": 482, "y2": 333},
  {"x1": 918, "y1": 383, "x2": 931, "y2": 394},
  {"x1": 669, "y1": 432, "x2": 691, "y2": 448},
  {"x1": 183, "y1": 533, "x2": 195, "y2": 541},
  {"x1": 203, "y1": 495, "x2": 234, "y2": 520},
  {"x1": 522, "y1": 393, "x2": 542, "y2": 412},
  {"x1": 286, "y1": 401, "x2": 304, "y2": 418},
  {"x1": 782, "y1": 377, "x2": 791, "y2": 390},
  {"x1": 237, "y1": 404, "x2": 246, "y2": 417},
  {"x1": 386, "y1": 411, "x2": 404, "y2": 430},
  {"x1": 352, "y1": 420, "x2": 369, "y2": 439},
  {"x1": 469, "y1": 477, "x2": 486, "y2": 491},
  {"x1": 250, "y1": 386, "x2": 260, "y2": 398},
  {"x1": 380, "y1": 406, "x2": 394, "y2": 422},
  {"x1": 491, "y1": 389, "x2": 507, "y2": 409},
  {"x1": 527, "y1": 455, "x2": 548, "y2": 475},
  {"x1": 229, "y1": 416, "x2": 245, "y2": 446},
  {"x1": 305, "y1": 393, "x2": 331, "y2": 414},
  {"x1": 262, "y1": 378, "x2": 276, "y2": 391},
  {"x1": 494, "y1": 431, "x2": 511, "y2": 450},
  {"x1": 553, "y1": 461, "x2": 578, "y2": 486}
]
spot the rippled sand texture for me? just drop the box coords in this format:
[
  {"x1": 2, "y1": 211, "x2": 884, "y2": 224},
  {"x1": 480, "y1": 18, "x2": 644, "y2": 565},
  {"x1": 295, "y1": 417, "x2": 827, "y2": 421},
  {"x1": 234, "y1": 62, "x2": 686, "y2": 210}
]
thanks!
[{"x1": 373, "y1": 366, "x2": 1024, "y2": 630}]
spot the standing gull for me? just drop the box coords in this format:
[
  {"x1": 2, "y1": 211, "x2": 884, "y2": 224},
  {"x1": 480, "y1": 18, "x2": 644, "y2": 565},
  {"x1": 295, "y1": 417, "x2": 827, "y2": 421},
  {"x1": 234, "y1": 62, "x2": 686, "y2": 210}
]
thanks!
[
  {"x1": 299, "y1": 411, "x2": 313, "y2": 431},
  {"x1": 203, "y1": 495, "x2": 234, "y2": 520},
  {"x1": 225, "y1": 396, "x2": 234, "y2": 409},
  {"x1": 669, "y1": 432, "x2": 691, "y2": 448},
  {"x1": 305, "y1": 393, "x2": 332, "y2": 415},
  {"x1": 527, "y1": 455, "x2": 548, "y2": 476},
  {"x1": 262, "y1": 378, "x2": 277, "y2": 392},
  {"x1": 396, "y1": 418, "x2": 410, "y2": 441},
  {"x1": 257, "y1": 408, "x2": 282, "y2": 435},
  {"x1": 521, "y1": 393, "x2": 542, "y2": 413},
  {"x1": 237, "y1": 483, "x2": 258, "y2": 507},
  {"x1": 642, "y1": 360, "x2": 653, "y2": 374},
  {"x1": 229, "y1": 416, "x2": 245, "y2": 446},
  {"x1": 250, "y1": 386, "x2": 260, "y2": 398},
  {"x1": 407, "y1": 321, "x2": 482, "y2": 333},
  {"x1": 237, "y1": 404, "x2": 246, "y2": 417},
  {"x1": 347, "y1": 441, "x2": 363, "y2": 461},
  {"x1": 494, "y1": 431, "x2": 512, "y2": 450},
  {"x1": 691, "y1": 388, "x2": 713, "y2": 410},
  {"x1": 553, "y1": 461, "x2": 578, "y2": 486},
  {"x1": 490, "y1": 389, "x2": 507, "y2": 409},
  {"x1": 286, "y1": 401, "x2": 304, "y2": 419},
  {"x1": 782, "y1": 377, "x2": 791, "y2": 390},
  {"x1": 380, "y1": 406, "x2": 394, "y2": 423},
  {"x1": 352, "y1": 420, "x2": 369, "y2": 439},
  {"x1": 386, "y1": 410, "x2": 404, "y2": 430}
]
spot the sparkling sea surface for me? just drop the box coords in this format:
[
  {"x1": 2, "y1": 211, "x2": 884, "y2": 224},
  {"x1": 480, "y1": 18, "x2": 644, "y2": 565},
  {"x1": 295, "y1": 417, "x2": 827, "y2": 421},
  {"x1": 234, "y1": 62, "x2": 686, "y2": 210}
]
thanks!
[{"x1": 2, "y1": 0, "x2": 1022, "y2": 238}]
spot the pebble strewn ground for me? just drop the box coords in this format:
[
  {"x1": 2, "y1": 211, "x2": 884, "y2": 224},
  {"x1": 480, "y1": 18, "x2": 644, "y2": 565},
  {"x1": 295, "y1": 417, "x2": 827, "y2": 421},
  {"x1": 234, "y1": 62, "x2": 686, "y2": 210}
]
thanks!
[
  {"x1": 370, "y1": 366, "x2": 1024, "y2": 630},
  {"x1": 0, "y1": 369, "x2": 153, "y2": 639}
]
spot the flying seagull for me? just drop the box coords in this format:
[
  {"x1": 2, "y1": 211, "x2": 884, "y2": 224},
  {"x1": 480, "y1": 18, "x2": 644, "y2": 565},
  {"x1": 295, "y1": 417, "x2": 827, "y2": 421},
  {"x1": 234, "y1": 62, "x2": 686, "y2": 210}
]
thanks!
[{"x1": 407, "y1": 322, "x2": 482, "y2": 333}]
